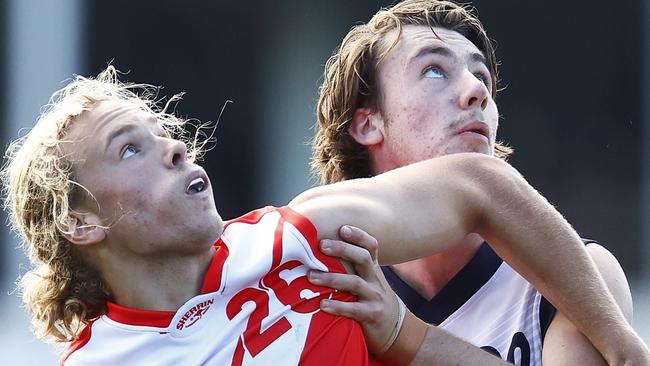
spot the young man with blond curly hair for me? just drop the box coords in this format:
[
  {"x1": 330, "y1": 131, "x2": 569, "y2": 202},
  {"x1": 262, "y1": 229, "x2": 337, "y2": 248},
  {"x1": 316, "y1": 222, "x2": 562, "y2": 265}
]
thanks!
[
  {"x1": 2, "y1": 66, "x2": 647, "y2": 365},
  {"x1": 311, "y1": 0, "x2": 646, "y2": 365}
]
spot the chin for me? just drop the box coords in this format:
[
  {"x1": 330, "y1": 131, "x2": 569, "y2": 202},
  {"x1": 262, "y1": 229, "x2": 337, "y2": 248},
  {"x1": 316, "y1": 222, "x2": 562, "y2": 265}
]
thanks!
[
  {"x1": 444, "y1": 146, "x2": 488, "y2": 157},
  {"x1": 177, "y1": 211, "x2": 223, "y2": 248},
  {"x1": 461, "y1": 143, "x2": 492, "y2": 155},
  {"x1": 196, "y1": 218, "x2": 223, "y2": 244}
]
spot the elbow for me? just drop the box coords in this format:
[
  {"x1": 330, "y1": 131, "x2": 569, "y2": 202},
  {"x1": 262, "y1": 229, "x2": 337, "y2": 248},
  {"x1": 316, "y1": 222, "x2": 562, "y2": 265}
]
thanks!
[
  {"x1": 454, "y1": 153, "x2": 526, "y2": 195},
  {"x1": 449, "y1": 153, "x2": 532, "y2": 226},
  {"x1": 452, "y1": 153, "x2": 519, "y2": 182}
]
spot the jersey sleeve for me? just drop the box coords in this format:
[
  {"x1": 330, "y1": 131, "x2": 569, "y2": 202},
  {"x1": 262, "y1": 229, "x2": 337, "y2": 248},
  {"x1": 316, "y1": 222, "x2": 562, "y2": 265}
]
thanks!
[{"x1": 276, "y1": 206, "x2": 348, "y2": 275}]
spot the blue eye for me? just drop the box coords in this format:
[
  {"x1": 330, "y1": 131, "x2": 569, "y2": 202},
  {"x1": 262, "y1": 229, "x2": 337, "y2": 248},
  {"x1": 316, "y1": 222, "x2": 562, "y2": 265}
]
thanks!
[
  {"x1": 423, "y1": 66, "x2": 445, "y2": 79},
  {"x1": 120, "y1": 144, "x2": 139, "y2": 159},
  {"x1": 475, "y1": 73, "x2": 490, "y2": 87}
]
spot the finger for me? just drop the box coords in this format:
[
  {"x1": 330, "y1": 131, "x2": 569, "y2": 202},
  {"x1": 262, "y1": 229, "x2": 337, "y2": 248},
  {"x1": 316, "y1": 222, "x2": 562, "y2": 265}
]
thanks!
[
  {"x1": 319, "y1": 298, "x2": 378, "y2": 323},
  {"x1": 308, "y1": 270, "x2": 377, "y2": 299},
  {"x1": 321, "y1": 239, "x2": 376, "y2": 279},
  {"x1": 339, "y1": 225, "x2": 379, "y2": 261}
]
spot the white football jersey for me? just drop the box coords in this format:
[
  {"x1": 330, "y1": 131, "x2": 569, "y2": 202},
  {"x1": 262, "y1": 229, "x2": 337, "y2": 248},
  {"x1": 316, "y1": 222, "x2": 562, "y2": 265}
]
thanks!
[
  {"x1": 383, "y1": 242, "x2": 571, "y2": 366},
  {"x1": 438, "y1": 263, "x2": 549, "y2": 365},
  {"x1": 63, "y1": 206, "x2": 368, "y2": 366}
]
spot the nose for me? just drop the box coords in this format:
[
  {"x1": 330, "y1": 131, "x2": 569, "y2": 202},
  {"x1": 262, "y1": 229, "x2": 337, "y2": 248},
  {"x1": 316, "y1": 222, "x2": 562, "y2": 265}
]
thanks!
[
  {"x1": 458, "y1": 71, "x2": 489, "y2": 110},
  {"x1": 164, "y1": 137, "x2": 188, "y2": 168}
]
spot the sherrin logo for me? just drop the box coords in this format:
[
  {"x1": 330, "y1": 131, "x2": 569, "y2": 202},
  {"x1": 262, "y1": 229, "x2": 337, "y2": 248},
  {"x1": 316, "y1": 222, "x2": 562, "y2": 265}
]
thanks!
[{"x1": 176, "y1": 299, "x2": 214, "y2": 330}]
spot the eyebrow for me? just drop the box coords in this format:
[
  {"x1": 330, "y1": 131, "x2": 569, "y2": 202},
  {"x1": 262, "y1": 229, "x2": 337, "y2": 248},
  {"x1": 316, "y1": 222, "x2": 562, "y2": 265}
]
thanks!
[
  {"x1": 411, "y1": 45, "x2": 489, "y2": 71},
  {"x1": 104, "y1": 124, "x2": 138, "y2": 153}
]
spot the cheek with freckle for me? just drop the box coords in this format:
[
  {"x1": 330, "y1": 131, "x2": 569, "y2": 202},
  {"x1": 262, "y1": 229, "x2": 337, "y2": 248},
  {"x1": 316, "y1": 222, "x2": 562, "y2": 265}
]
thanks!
[{"x1": 109, "y1": 186, "x2": 158, "y2": 222}]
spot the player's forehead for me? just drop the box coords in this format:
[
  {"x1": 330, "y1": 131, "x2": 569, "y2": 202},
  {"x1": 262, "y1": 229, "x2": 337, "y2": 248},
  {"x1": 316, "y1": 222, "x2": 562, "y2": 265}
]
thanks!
[
  {"x1": 69, "y1": 101, "x2": 157, "y2": 140},
  {"x1": 383, "y1": 25, "x2": 485, "y2": 67},
  {"x1": 63, "y1": 101, "x2": 158, "y2": 160},
  {"x1": 90, "y1": 100, "x2": 156, "y2": 130}
]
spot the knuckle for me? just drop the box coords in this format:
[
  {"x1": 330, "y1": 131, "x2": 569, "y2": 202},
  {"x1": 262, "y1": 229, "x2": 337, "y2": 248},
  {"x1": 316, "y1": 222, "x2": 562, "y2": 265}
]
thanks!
[
  {"x1": 349, "y1": 225, "x2": 364, "y2": 237},
  {"x1": 347, "y1": 305, "x2": 361, "y2": 319},
  {"x1": 369, "y1": 285, "x2": 383, "y2": 298},
  {"x1": 369, "y1": 307, "x2": 382, "y2": 320},
  {"x1": 350, "y1": 275, "x2": 365, "y2": 290},
  {"x1": 367, "y1": 237, "x2": 378, "y2": 251},
  {"x1": 360, "y1": 250, "x2": 372, "y2": 264},
  {"x1": 351, "y1": 305, "x2": 371, "y2": 322}
]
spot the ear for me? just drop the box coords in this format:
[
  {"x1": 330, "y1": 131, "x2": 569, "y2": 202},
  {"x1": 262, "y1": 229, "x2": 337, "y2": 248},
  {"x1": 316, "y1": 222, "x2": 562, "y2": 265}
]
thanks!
[
  {"x1": 348, "y1": 107, "x2": 385, "y2": 147},
  {"x1": 59, "y1": 210, "x2": 106, "y2": 246}
]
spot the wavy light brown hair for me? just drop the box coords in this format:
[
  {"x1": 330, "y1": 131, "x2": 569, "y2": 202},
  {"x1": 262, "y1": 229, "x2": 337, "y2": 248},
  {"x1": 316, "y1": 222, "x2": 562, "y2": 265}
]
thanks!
[
  {"x1": 312, "y1": 0, "x2": 512, "y2": 184},
  {"x1": 1, "y1": 66, "x2": 211, "y2": 342}
]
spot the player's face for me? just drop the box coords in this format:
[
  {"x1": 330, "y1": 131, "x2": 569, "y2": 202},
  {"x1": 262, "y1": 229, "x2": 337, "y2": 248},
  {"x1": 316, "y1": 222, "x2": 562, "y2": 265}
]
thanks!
[
  {"x1": 369, "y1": 25, "x2": 498, "y2": 173},
  {"x1": 65, "y1": 101, "x2": 222, "y2": 256}
]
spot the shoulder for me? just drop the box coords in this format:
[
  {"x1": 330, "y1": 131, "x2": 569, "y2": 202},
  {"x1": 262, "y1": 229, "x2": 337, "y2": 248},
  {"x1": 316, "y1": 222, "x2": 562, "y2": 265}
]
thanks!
[
  {"x1": 542, "y1": 242, "x2": 633, "y2": 362},
  {"x1": 223, "y1": 206, "x2": 319, "y2": 250},
  {"x1": 584, "y1": 243, "x2": 633, "y2": 319}
]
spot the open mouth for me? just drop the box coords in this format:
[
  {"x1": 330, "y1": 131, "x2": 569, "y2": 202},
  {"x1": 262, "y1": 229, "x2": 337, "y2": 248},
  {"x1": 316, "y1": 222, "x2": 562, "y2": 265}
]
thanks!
[
  {"x1": 186, "y1": 177, "x2": 207, "y2": 194},
  {"x1": 459, "y1": 122, "x2": 489, "y2": 139},
  {"x1": 465, "y1": 128, "x2": 487, "y2": 138}
]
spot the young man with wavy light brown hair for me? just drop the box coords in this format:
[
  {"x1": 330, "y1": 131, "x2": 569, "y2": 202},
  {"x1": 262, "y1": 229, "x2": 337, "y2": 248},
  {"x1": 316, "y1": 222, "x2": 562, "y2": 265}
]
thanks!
[
  {"x1": 2, "y1": 66, "x2": 646, "y2": 365},
  {"x1": 310, "y1": 0, "x2": 647, "y2": 365}
]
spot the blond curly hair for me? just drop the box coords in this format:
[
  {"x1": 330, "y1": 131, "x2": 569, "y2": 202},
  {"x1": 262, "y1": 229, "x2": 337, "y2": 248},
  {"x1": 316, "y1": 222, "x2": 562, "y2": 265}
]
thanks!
[
  {"x1": 1, "y1": 66, "x2": 211, "y2": 342},
  {"x1": 312, "y1": 0, "x2": 512, "y2": 184}
]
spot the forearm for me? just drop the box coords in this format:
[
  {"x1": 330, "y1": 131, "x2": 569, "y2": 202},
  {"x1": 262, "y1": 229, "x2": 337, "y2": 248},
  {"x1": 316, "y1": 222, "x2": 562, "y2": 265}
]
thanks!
[
  {"x1": 471, "y1": 159, "x2": 638, "y2": 363},
  {"x1": 378, "y1": 153, "x2": 642, "y2": 362}
]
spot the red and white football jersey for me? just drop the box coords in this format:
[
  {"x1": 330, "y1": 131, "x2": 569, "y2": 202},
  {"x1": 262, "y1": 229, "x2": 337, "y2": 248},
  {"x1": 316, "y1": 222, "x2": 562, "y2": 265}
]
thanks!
[{"x1": 62, "y1": 206, "x2": 368, "y2": 365}]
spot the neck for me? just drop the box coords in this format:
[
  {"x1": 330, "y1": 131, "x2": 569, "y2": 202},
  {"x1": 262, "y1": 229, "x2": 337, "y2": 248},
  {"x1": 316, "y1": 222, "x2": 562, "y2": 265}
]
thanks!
[
  {"x1": 391, "y1": 233, "x2": 483, "y2": 300},
  {"x1": 98, "y1": 247, "x2": 216, "y2": 311}
]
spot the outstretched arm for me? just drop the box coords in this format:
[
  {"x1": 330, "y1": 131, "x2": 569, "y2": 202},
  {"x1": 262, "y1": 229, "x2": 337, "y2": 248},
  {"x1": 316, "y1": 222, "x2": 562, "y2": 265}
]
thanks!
[{"x1": 290, "y1": 153, "x2": 648, "y2": 364}]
